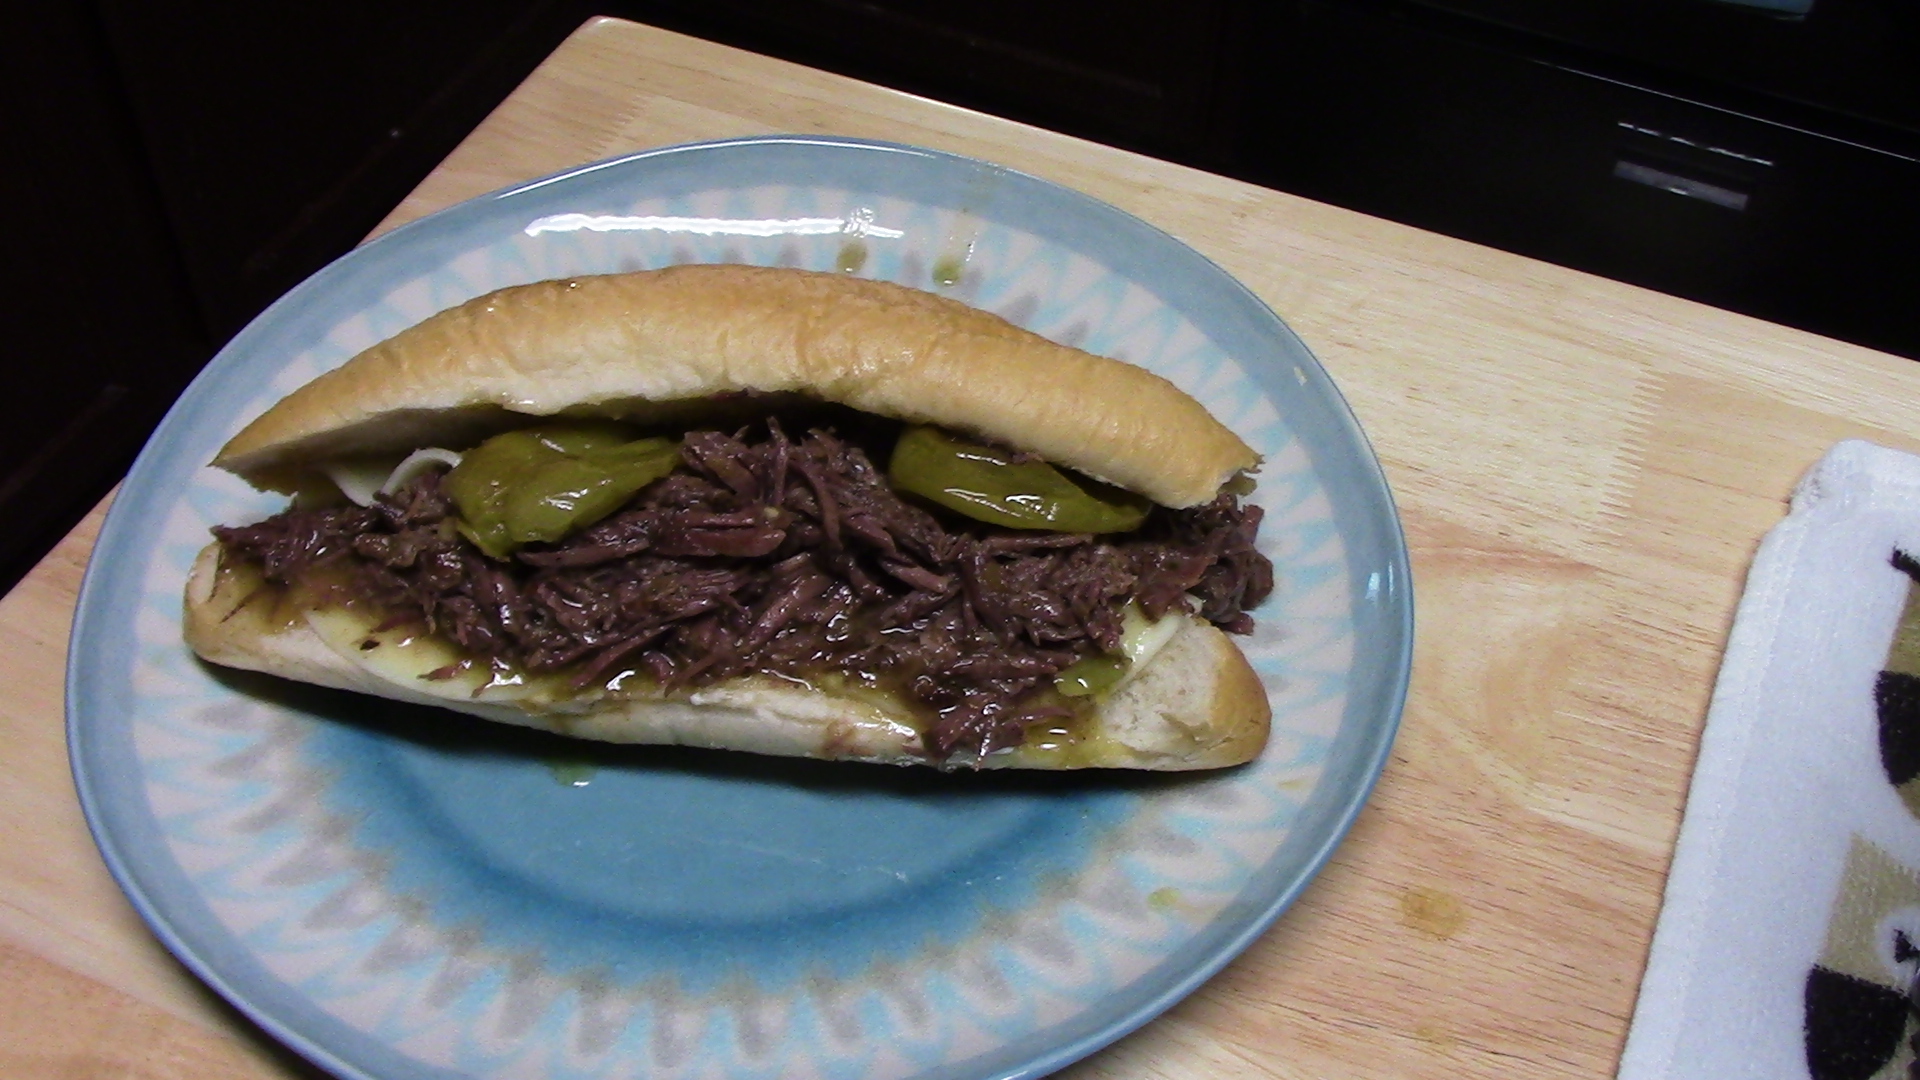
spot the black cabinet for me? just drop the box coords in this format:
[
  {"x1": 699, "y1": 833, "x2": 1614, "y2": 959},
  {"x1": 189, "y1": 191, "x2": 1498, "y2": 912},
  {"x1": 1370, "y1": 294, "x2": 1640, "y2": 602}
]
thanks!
[
  {"x1": 95, "y1": 1, "x2": 579, "y2": 340},
  {"x1": 1238, "y1": 0, "x2": 1920, "y2": 359},
  {"x1": 0, "y1": 2, "x2": 583, "y2": 595},
  {"x1": 2, "y1": 4, "x2": 213, "y2": 594},
  {"x1": 619, "y1": 0, "x2": 1249, "y2": 166},
  {"x1": 1408, "y1": 0, "x2": 1920, "y2": 136}
]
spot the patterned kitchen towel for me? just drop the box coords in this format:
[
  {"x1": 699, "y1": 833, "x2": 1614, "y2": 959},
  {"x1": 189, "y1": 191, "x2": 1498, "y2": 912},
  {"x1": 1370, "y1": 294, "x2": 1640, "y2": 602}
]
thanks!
[{"x1": 1619, "y1": 440, "x2": 1920, "y2": 1080}]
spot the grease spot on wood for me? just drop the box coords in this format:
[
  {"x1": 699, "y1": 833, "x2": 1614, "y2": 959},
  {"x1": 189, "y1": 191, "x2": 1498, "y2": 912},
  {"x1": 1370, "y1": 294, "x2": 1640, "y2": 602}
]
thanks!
[
  {"x1": 1400, "y1": 886, "x2": 1466, "y2": 940},
  {"x1": 1413, "y1": 1021, "x2": 1457, "y2": 1052}
]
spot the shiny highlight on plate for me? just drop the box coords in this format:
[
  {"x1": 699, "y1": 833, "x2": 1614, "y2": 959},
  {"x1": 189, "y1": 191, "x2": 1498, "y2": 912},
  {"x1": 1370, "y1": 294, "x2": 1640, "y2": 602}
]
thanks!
[{"x1": 524, "y1": 211, "x2": 906, "y2": 240}]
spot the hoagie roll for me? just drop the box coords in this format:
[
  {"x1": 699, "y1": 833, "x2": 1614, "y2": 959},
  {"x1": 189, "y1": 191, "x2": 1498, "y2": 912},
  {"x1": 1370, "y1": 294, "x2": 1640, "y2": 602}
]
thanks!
[{"x1": 186, "y1": 264, "x2": 1274, "y2": 769}]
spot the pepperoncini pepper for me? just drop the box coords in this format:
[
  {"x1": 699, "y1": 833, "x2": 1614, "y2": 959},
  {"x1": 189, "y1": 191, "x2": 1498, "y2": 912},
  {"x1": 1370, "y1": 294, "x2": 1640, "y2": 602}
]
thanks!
[
  {"x1": 445, "y1": 423, "x2": 680, "y2": 557},
  {"x1": 886, "y1": 425, "x2": 1151, "y2": 533}
]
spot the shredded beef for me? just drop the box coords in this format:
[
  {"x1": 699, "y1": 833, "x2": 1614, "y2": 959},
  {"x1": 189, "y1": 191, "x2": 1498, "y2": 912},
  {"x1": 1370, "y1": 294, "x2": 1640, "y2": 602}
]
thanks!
[{"x1": 213, "y1": 421, "x2": 1274, "y2": 759}]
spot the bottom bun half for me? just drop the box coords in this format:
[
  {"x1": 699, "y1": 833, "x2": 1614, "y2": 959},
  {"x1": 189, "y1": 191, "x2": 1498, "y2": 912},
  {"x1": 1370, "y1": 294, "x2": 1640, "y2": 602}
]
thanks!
[{"x1": 183, "y1": 545, "x2": 1270, "y2": 770}]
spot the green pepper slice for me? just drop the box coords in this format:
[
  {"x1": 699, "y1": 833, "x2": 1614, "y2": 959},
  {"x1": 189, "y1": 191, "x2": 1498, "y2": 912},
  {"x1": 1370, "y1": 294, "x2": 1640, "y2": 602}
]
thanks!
[
  {"x1": 445, "y1": 424, "x2": 680, "y2": 557},
  {"x1": 887, "y1": 425, "x2": 1151, "y2": 533}
]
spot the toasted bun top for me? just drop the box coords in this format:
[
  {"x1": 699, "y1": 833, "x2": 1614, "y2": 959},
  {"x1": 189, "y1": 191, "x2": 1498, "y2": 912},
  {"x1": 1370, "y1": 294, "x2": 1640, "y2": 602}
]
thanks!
[{"x1": 214, "y1": 265, "x2": 1258, "y2": 507}]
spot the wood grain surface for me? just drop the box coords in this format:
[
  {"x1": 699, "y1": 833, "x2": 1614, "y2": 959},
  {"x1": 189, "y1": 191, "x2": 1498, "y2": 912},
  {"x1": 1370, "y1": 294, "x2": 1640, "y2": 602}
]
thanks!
[{"x1": 10, "y1": 16, "x2": 1920, "y2": 1079}]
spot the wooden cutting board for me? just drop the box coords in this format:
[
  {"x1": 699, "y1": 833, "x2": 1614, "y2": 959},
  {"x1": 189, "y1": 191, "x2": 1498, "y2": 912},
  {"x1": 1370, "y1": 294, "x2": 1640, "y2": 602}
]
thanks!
[{"x1": 8, "y1": 16, "x2": 1920, "y2": 1079}]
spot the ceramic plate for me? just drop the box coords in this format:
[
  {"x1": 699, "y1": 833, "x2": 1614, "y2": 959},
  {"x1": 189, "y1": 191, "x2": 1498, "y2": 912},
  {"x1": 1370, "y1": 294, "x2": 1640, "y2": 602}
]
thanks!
[{"x1": 68, "y1": 136, "x2": 1412, "y2": 1080}]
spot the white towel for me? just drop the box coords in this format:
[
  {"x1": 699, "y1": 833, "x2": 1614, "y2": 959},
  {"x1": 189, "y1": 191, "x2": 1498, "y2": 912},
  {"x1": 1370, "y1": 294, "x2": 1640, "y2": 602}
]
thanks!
[{"x1": 1620, "y1": 440, "x2": 1920, "y2": 1080}]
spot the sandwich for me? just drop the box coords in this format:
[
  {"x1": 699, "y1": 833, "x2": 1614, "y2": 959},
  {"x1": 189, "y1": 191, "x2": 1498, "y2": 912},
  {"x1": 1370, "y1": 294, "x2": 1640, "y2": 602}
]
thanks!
[{"x1": 184, "y1": 263, "x2": 1274, "y2": 769}]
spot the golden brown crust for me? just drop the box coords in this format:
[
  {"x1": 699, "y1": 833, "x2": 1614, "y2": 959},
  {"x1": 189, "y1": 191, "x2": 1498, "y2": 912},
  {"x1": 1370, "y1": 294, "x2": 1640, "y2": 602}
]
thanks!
[
  {"x1": 213, "y1": 265, "x2": 1258, "y2": 507},
  {"x1": 183, "y1": 544, "x2": 1269, "y2": 771}
]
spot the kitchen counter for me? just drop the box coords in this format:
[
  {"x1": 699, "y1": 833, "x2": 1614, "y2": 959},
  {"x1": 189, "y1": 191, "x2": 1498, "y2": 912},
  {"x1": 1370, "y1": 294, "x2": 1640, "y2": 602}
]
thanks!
[{"x1": 7, "y1": 16, "x2": 1920, "y2": 1078}]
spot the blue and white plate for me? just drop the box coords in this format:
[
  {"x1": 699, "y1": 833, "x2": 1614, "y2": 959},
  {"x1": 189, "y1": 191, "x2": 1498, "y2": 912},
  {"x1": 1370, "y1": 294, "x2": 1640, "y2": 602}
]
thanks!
[{"x1": 68, "y1": 136, "x2": 1412, "y2": 1080}]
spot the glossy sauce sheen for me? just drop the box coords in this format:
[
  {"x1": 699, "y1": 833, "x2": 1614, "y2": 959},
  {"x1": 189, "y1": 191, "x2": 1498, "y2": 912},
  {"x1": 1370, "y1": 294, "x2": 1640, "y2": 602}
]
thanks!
[{"x1": 211, "y1": 554, "x2": 1115, "y2": 761}]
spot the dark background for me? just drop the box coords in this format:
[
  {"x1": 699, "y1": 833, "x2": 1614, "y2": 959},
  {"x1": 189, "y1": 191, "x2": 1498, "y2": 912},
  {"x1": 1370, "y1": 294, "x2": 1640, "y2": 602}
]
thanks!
[{"x1": 7, "y1": 0, "x2": 1917, "y2": 598}]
